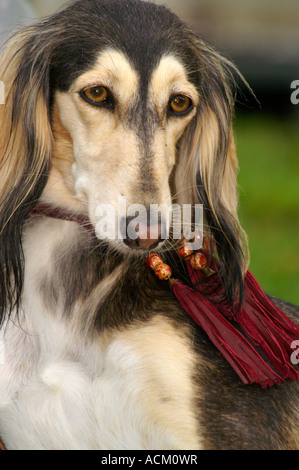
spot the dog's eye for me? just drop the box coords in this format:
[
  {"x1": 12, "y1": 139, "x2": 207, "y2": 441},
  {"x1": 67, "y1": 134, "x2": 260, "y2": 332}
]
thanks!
[
  {"x1": 169, "y1": 95, "x2": 192, "y2": 116},
  {"x1": 84, "y1": 86, "x2": 108, "y2": 103},
  {"x1": 80, "y1": 86, "x2": 113, "y2": 109}
]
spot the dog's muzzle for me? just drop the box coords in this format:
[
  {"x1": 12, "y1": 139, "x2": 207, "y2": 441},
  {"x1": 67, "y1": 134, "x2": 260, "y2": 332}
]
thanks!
[{"x1": 121, "y1": 209, "x2": 163, "y2": 251}]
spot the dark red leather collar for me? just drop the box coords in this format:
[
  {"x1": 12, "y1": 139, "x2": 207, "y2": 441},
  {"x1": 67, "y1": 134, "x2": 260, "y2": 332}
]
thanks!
[{"x1": 29, "y1": 203, "x2": 94, "y2": 232}]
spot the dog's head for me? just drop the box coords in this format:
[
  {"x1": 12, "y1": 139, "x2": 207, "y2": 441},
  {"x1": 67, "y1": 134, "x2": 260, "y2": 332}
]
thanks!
[{"x1": 0, "y1": 0, "x2": 249, "y2": 319}]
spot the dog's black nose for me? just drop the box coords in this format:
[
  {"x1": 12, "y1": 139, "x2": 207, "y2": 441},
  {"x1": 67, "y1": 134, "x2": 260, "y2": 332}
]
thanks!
[{"x1": 122, "y1": 213, "x2": 162, "y2": 251}]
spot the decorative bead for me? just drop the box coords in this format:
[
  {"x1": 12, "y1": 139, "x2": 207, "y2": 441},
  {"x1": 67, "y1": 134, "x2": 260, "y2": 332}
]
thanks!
[
  {"x1": 154, "y1": 263, "x2": 172, "y2": 280},
  {"x1": 189, "y1": 252, "x2": 208, "y2": 270},
  {"x1": 178, "y1": 243, "x2": 193, "y2": 259},
  {"x1": 146, "y1": 253, "x2": 163, "y2": 270}
]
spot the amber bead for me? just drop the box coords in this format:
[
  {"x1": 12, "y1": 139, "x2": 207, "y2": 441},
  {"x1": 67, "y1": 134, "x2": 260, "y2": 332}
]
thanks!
[
  {"x1": 154, "y1": 263, "x2": 172, "y2": 280},
  {"x1": 178, "y1": 243, "x2": 193, "y2": 259},
  {"x1": 189, "y1": 252, "x2": 208, "y2": 270},
  {"x1": 146, "y1": 253, "x2": 163, "y2": 270}
]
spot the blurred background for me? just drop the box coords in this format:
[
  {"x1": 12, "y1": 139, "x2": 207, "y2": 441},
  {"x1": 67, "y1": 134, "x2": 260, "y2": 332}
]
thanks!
[{"x1": 1, "y1": 0, "x2": 298, "y2": 304}]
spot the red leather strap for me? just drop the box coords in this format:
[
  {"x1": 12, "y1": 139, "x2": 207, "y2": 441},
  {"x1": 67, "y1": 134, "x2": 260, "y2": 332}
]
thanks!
[{"x1": 29, "y1": 203, "x2": 94, "y2": 232}]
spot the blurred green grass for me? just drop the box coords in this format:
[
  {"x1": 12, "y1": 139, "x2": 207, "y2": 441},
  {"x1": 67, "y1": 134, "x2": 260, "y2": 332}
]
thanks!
[{"x1": 234, "y1": 113, "x2": 299, "y2": 306}]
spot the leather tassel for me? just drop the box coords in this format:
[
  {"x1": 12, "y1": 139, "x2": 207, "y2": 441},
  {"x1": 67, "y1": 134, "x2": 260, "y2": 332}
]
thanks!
[
  {"x1": 183, "y1": 252, "x2": 299, "y2": 386},
  {"x1": 146, "y1": 251, "x2": 299, "y2": 388},
  {"x1": 235, "y1": 270, "x2": 299, "y2": 381},
  {"x1": 171, "y1": 279, "x2": 285, "y2": 387}
]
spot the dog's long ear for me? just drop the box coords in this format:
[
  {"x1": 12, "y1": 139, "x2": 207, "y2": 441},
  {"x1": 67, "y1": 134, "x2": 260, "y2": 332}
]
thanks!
[
  {"x1": 175, "y1": 40, "x2": 249, "y2": 308},
  {"x1": 0, "y1": 27, "x2": 53, "y2": 324}
]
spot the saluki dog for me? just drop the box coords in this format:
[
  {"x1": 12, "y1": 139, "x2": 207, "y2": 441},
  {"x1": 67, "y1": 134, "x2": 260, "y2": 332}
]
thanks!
[{"x1": 0, "y1": 0, "x2": 298, "y2": 450}]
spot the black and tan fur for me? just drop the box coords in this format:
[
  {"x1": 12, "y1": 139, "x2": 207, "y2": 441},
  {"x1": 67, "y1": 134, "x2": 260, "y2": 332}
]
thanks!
[{"x1": 0, "y1": 0, "x2": 298, "y2": 450}]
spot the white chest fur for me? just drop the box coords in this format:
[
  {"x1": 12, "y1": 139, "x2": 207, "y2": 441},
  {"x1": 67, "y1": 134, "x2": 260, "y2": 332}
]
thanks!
[
  {"x1": 0, "y1": 220, "x2": 200, "y2": 450},
  {"x1": 0, "y1": 315, "x2": 200, "y2": 450}
]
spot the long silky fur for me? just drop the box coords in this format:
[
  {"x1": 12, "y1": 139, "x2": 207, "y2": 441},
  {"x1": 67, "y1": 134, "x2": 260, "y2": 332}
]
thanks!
[
  {"x1": 174, "y1": 38, "x2": 250, "y2": 310},
  {"x1": 0, "y1": 30, "x2": 53, "y2": 324}
]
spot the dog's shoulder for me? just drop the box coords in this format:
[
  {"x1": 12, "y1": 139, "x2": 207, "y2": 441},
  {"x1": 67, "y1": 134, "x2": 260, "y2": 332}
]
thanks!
[{"x1": 268, "y1": 295, "x2": 299, "y2": 324}]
